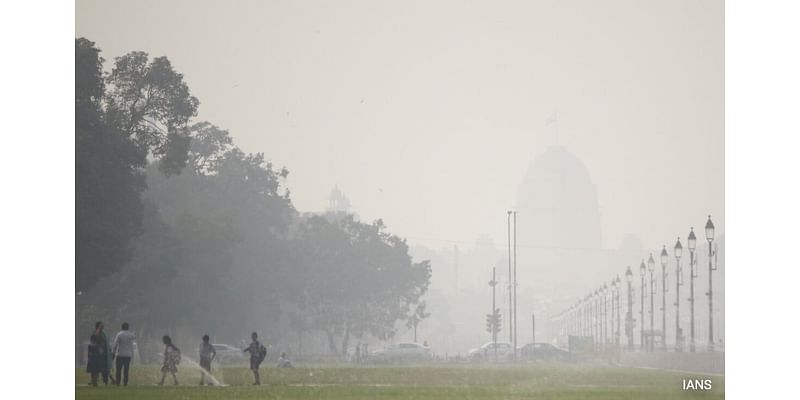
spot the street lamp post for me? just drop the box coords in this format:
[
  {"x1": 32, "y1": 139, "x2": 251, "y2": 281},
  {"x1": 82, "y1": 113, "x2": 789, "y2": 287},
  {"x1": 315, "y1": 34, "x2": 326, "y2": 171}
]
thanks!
[
  {"x1": 610, "y1": 279, "x2": 617, "y2": 348},
  {"x1": 585, "y1": 294, "x2": 591, "y2": 337},
  {"x1": 602, "y1": 285, "x2": 608, "y2": 347},
  {"x1": 648, "y1": 254, "x2": 656, "y2": 352},
  {"x1": 513, "y1": 211, "x2": 518, "y2": 361},
  {"x1": 660, "y1": 246, "x2": 669, "y2": 352},
  {"x1": 506, "y1": 211, "x2": 513, "y2": 344},
  {"x1": 615, "y1": 276, "x2": 621, "y2": 347},
  {"x1": 639, "y1": 261, "x2": 646, "y2": 351},
  {"x1": 625, "y1": 267, "x2": 634, "y2": 351},
  {"x1": 594, "y1": 289, "x2": 600, "y2": 348},
  {"x1": 688, "y1": 227, "x2": 697, "y2": 352},
  {"x1": 489, "y1": 267, "x2": 499, "y2": 361},
  {"x1": 705, "y1": 215, "x2": 716, "y2": 352},
  {"x1": 674, "y1": 237, "x2": 683, "y2": 352}
]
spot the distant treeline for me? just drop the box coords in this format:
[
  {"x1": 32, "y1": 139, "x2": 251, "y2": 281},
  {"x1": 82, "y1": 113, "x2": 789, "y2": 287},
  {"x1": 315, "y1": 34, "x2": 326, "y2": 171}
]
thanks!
[{"x1": 76, "y1": 38, "x2": 431, "y2": 356}]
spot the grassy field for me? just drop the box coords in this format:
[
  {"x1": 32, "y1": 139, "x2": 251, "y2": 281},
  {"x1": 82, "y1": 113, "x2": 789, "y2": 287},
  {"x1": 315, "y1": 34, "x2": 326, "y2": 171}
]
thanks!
[{"x1": 75, "y1": 363, "x2": 724, "y2": 399}]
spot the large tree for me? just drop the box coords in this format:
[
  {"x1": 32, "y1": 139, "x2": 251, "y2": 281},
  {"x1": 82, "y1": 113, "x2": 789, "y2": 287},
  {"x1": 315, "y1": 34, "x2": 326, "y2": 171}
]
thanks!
[
  {"x1": 76, "y1": 40, "x2": 200, "y2": 291},
  {"x1": 105, "y1": 51, "x2": 199, "y2": 175},
  {"x1": 75, "y1": 38, "x2": 146, "y2": 292}
]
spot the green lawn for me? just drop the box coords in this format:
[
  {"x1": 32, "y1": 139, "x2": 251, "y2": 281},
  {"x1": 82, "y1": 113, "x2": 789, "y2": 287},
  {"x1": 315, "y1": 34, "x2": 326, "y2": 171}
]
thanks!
[{"x1": 75, "y1": 363, "x2": 724, "y2": 399}]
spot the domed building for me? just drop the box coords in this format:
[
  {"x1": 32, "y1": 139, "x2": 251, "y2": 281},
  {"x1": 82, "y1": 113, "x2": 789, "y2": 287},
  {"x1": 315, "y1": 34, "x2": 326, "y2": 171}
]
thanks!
[{"x1": 514, "y1": 146, "x2": 603, "y2": 290}]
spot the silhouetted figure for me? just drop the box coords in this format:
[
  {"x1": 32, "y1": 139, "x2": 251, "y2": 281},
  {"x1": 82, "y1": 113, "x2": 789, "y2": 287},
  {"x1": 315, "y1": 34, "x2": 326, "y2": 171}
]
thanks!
[
  {"x1": 199, "y1": 335, "x2": 216, "y2": 385},
  {"x1": 112, "y1": 322, "x2": 135, "y2": 386},
  {"x1": 158, "y1": 336, "x2": 180, "y2": 386},
  {"x1": 86, "y1": 334, "x2": 108, "y2": 386},
  {"x1": 243, "y1": 332, "x2": 266, "y2": 385},
  {"x1": 93, "y1": 321, "x2": 113, "y2": 384}
]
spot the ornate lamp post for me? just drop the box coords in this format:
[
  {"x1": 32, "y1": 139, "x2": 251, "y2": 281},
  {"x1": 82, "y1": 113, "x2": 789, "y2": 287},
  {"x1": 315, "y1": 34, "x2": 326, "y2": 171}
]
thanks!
[
  {"x1": 688, "y1": 227, "x2": 697, "y2": 352},
  {"x1": 594, "y1": 288, "x2": 600, "y2": 348},
  {"x1": 639, "y1": 260, "x2": 646, "y2": 351},
  {"x1": 625, "y1": 267, "x2": 634, "y2": 351},
  {"x1": 614, "y1": 276, "x2": 621, "y2": 347},
  {"x1": 647, "y1": 253, "x2": 656, "y2": 352},
  {"x1": 584, "y1": 294, "x2": 591, "y2": 337},
  {"x1": 610, "y1": 278, "x2": 617, "y2": 348},
  {"x1": 660, "y1": 246, "x2": 669, "y2": 351},
  {"x1": 674, "y1": 237, "x2": 683, "y2": 351},
  {"x1": 705, "y1": 215, "x2": 716, "y2": 352},
  {"x1": 602, "y1": 284, "x2": 608, "y2": 347}
]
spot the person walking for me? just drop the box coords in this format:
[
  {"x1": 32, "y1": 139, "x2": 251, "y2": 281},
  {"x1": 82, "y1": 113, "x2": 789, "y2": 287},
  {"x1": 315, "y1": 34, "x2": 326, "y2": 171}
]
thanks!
[
  {"x1": 86, "y1": 334, "x2": 108, "y2": 386},
  {"x1": 198, "y1": 335, "x2": 216, "y2": 385},
  {"x1": 112, "y1": 322, "x2": 135, "y2": 386},
  {"x1": 243, "y1": 332, "x2": 266, "y2": 385},
  {"x1": 94, "y1": 321, "x2": 113, "y2": 385},
  {"x1": 158, "y1": 335, "x2": 181, "y2": 386}
]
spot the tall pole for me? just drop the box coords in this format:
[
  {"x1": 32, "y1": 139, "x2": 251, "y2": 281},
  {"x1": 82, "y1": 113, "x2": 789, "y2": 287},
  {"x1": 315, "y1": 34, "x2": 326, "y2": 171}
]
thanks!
[
  {"x1": 507, "y1": 211, "x2": 512, "y2": 343},
  {"x1": 491, "y1": 267, "x2": 497, "y2": 361},
  {"x1": 603, "y1": 287, "x2": 608, "y2": 347},
  {"x1": 513, "y1": 211, "x2": 518, "y2": 360},
  {"x1": 707, "y1": 239, "x2": 715, "y2": 352},
  {"x1": 675, "y1": 239, "x2": 683, "y2": 352},
  {"x1": 689, "y1": 247, "x2": 696, "y2": 352},
  {"x1": 615, "y1": 281, "x2": 621, "y2": 347},
  {"x1": 649, "y1": 267, "x2": 655, "y2": 352},
  {"x1": 662, "y1": 261, "x2": 667, "y2": 352},
  {"x1": 627, "y1": 275, "x2": 634, "y2": 350},
  {"x1": 640, "y1": 272, "x2": 645, "y2": 351},
  {"x1": 532, "y1": 313, "x2": 536, "y2": 344}
]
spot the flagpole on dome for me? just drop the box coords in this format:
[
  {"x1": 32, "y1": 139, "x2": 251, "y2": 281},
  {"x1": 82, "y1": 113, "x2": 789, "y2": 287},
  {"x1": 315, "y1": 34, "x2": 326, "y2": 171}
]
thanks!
[{"x1": 546, "y1": 110, "x2": 559, "y2": 146}]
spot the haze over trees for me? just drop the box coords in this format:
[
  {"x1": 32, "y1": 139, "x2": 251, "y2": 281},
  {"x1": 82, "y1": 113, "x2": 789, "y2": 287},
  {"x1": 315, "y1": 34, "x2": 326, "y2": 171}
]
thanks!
[{"x1": 75, "y1": 38, "x2": 431, "y2": 358}]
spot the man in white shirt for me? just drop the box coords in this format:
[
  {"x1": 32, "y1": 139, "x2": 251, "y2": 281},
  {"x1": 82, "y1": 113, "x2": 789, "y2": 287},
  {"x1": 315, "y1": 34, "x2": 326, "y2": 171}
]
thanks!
[{"x1": 112, "y1": 322, "x2": 136, "y2": 386}]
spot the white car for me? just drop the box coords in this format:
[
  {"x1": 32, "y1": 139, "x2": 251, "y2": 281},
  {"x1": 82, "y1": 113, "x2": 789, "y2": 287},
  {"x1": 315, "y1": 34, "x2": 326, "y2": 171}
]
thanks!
[
  {"x1": 209, "y1": 343, "x2": 249, "y2": 364},
  {"x1": 370, "y1": 342, "x2": 432, "y2": 363},
  {"x1": 468, "y1": 341, "x2": 513, "y2": 360}
]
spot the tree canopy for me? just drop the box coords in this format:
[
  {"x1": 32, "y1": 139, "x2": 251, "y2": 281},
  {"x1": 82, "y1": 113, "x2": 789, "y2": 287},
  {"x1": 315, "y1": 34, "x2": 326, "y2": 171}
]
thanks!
[{"x1": 76, "y1": 38, "x2": 431, "y2": 357}]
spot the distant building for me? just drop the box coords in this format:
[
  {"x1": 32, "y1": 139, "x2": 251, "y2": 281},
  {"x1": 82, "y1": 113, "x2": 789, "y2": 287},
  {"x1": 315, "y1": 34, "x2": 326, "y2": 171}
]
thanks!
[
  {"x1": 327, "y1": 185, "x2": 352, "y2": 213},
  {"x1": 514, "y1": 145, "x2": 603, "y2": 291}
]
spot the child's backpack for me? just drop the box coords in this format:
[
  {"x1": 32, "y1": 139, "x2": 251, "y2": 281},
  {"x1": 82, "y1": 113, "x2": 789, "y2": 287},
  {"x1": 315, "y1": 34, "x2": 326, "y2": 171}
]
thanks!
[
  {"x1": 169, "y1": 346, "x2": 182, "y2": 365},
  {"x1": 256, "y1": 343, "x2": 267, "y2": 364}
]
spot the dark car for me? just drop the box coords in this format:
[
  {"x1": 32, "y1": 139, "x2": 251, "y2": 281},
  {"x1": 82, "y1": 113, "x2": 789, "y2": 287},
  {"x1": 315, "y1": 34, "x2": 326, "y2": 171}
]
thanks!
[{"x1": 518, "y1": 342, "x2": 569, "y2": 361}]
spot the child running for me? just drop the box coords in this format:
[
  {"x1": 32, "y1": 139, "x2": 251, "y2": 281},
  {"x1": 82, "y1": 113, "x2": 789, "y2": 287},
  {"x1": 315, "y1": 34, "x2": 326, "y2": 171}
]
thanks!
[
  {"x1": 158, "y1": 335, "x2": 181, "y2": 386},
  {"x1": 198, "y1": 335, "x2": 216, "y2": 385}
]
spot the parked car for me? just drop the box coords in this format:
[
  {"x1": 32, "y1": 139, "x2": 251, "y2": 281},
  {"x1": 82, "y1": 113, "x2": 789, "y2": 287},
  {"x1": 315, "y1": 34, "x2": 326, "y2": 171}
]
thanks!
[
  {"x1": 369, "y1": 342, "x2": 432, "y2": 363},
  {"x1": 518, "y1": 342, "x2": 569, "y2": 361},
  {"x1": 209, "y1": 343, "x2": 249, "y2": 364},
  {"x1": 468, "y1": 341, "x2": 513, "y2": 361}
]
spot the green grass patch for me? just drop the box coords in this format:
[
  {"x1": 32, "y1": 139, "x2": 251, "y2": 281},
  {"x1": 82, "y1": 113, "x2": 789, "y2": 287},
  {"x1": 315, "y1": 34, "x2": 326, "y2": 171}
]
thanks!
[{"x1": 75, "y1": 363, "x2": 724, "y2": 399}]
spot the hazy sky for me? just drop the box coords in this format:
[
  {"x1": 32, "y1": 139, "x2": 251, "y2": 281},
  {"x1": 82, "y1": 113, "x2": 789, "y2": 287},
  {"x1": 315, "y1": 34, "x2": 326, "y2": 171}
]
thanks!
[{"x1": 76, "y1": 0, "x2": 724, "y2": 251}]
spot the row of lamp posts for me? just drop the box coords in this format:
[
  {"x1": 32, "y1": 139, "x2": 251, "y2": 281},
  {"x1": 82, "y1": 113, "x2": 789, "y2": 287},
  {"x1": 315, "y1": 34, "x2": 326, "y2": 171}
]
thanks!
[{"x1": 553, "y1": 215, "x2": 718, "y2": 352}]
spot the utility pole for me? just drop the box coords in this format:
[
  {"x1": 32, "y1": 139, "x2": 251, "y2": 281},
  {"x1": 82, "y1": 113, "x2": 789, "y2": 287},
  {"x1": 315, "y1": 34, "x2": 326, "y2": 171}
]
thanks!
[
  {"x1": 507, "y1": 211, "x2": 513, "y2": 344},
  {"x1": 513, "y1": 211, "x2": 518, "y2": 361},
  {"x1": 532, "y1": 313, "x2": 536, "y2": 344}
]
